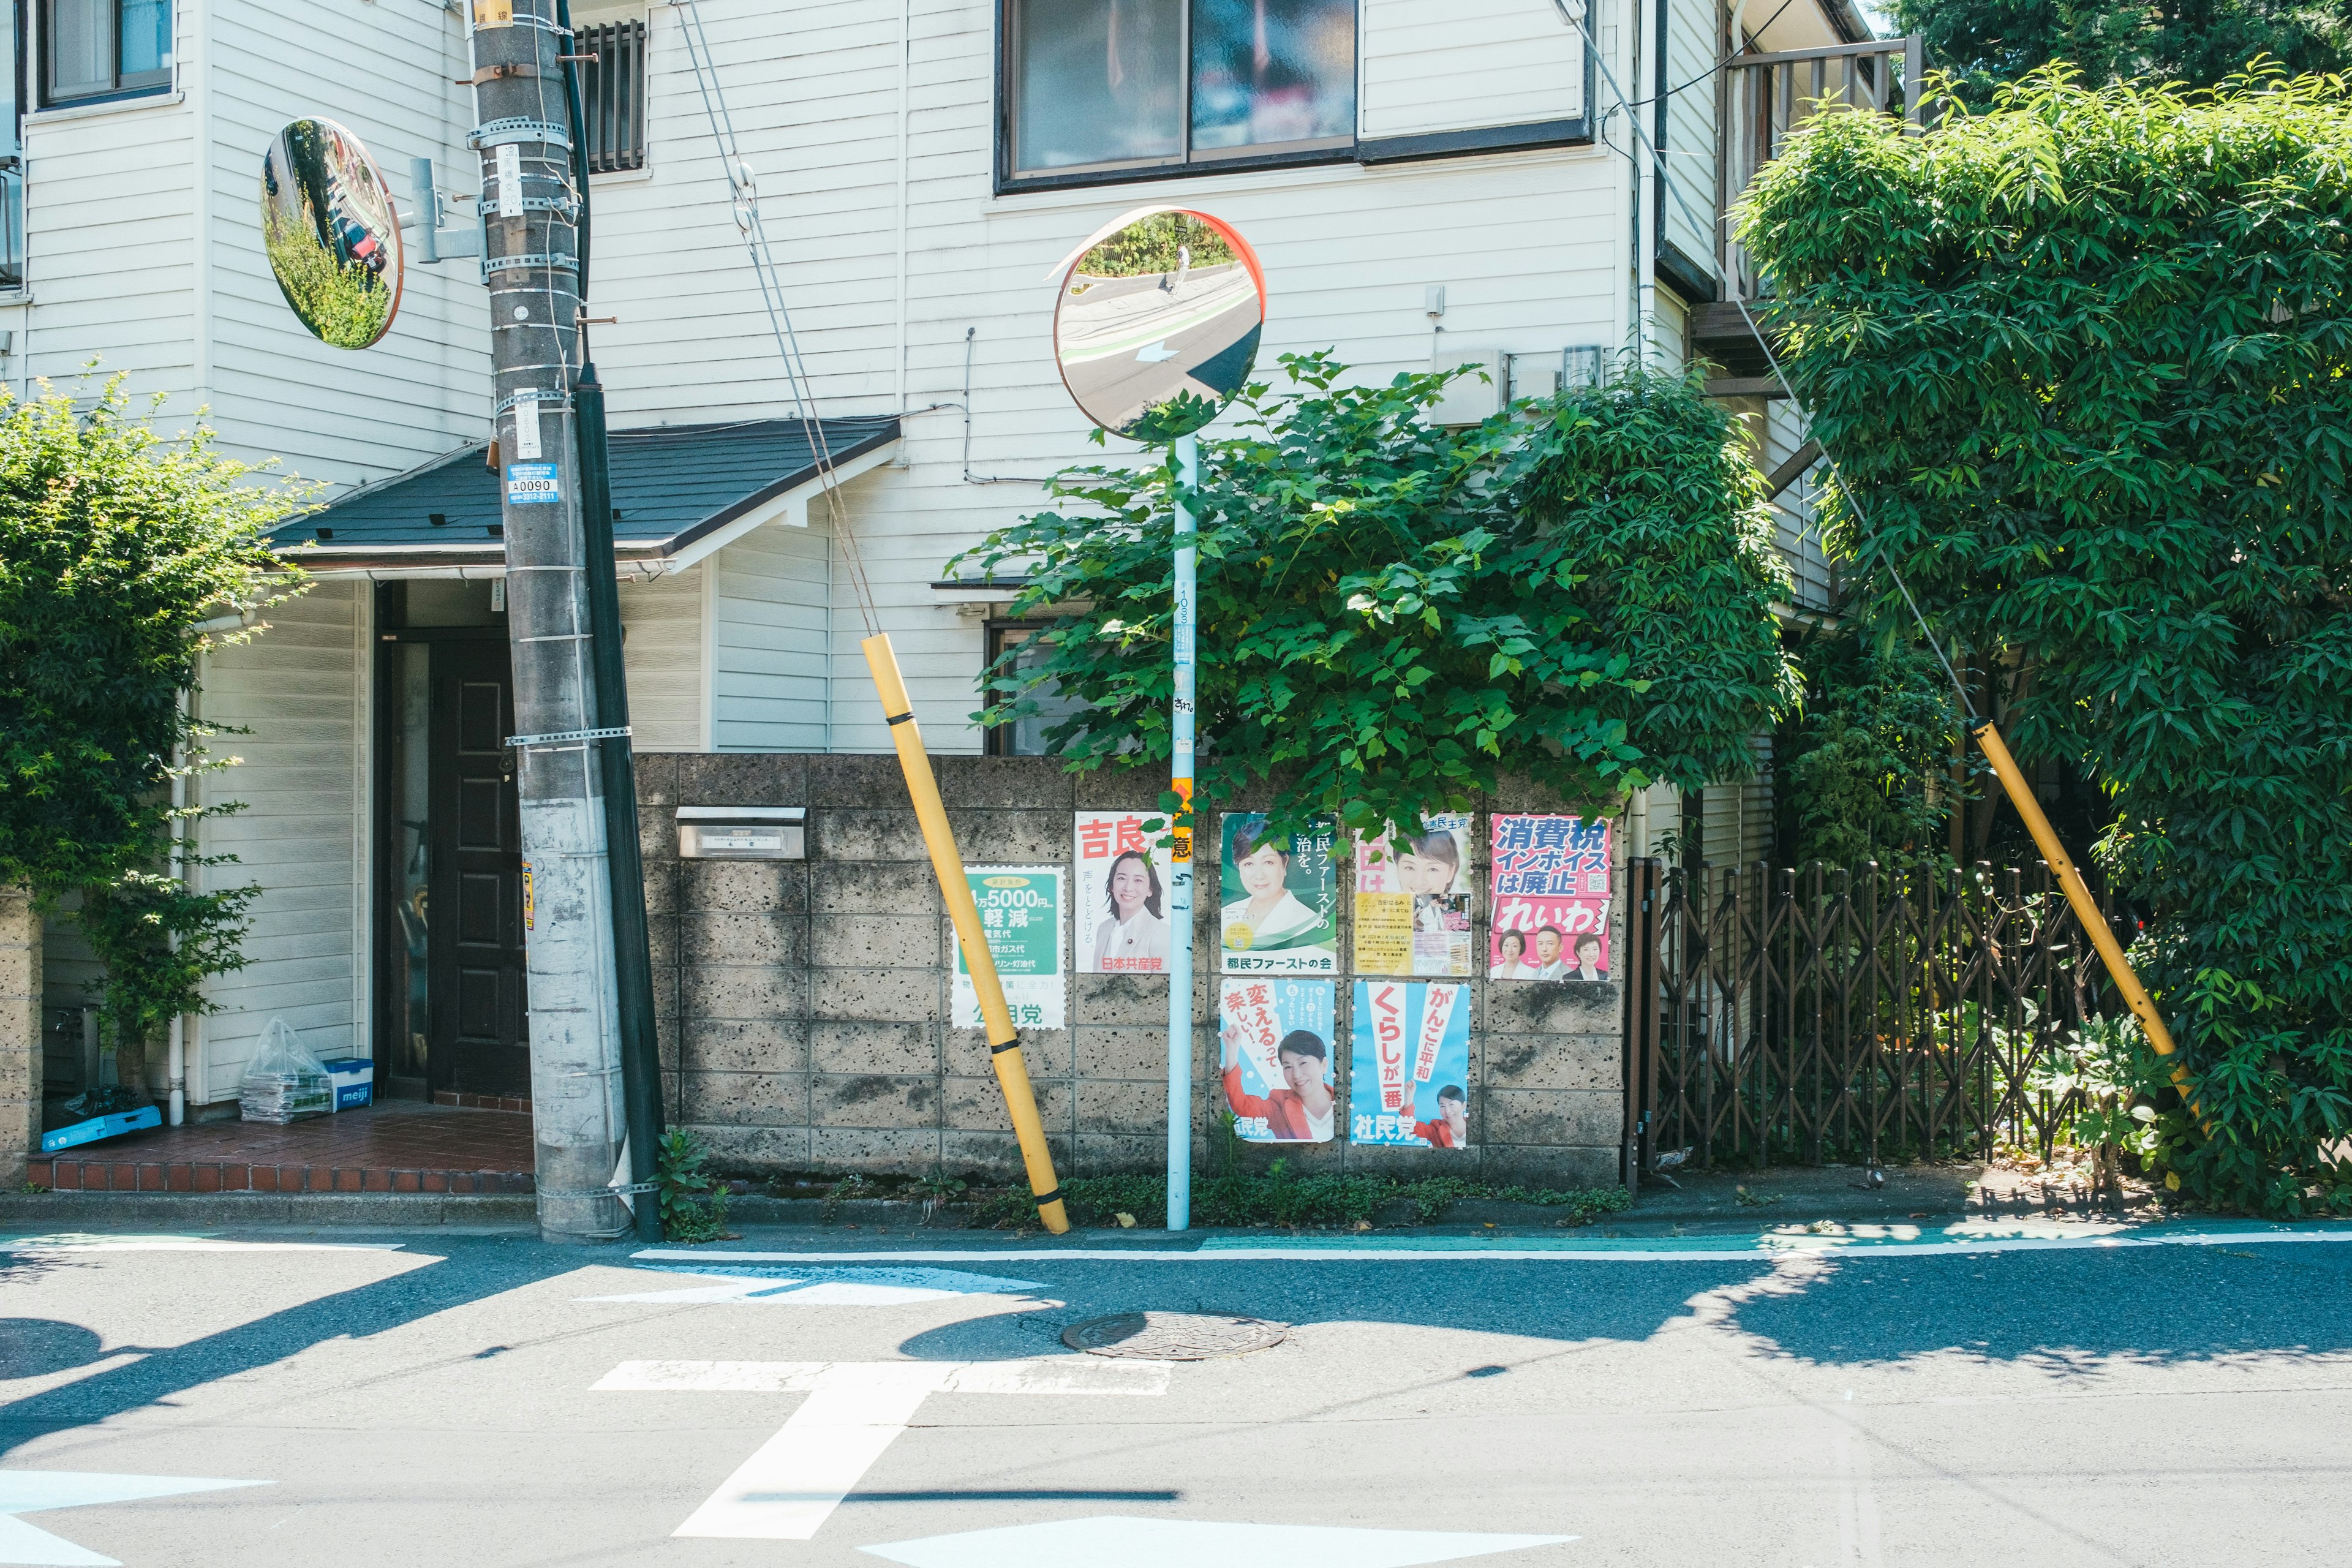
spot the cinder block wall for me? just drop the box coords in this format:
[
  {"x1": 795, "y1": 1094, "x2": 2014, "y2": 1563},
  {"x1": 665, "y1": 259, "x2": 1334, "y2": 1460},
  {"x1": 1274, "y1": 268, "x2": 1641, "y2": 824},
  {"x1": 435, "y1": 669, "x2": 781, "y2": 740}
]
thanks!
[{"x1": 637, "y1": 753, "x2": 1627, "y2": 1189}]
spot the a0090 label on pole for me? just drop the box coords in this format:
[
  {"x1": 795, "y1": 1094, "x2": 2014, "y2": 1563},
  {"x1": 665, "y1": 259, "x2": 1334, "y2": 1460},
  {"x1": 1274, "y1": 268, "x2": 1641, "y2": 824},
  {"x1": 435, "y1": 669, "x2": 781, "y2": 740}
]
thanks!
[{"x1": 505, "y1": 462, "x2": 561, "y2": 505}]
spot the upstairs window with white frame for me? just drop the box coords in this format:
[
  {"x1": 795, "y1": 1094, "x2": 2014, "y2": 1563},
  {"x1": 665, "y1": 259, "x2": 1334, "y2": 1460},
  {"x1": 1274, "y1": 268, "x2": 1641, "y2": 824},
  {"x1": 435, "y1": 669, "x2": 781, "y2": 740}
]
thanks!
[
  {"x1": 1005, "y1": 0, "x2": 1357, "y2": 182},
  {"x1": 42, "y1": 0, "x2": 170, "y2": 107}
]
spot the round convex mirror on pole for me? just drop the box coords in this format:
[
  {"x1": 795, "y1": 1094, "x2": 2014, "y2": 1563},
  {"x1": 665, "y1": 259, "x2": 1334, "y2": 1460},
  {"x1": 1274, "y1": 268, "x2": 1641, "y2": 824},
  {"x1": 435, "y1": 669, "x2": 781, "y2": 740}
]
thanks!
[
  {"x1": 260, "y1": 118, "x2": 406, "y2": 350},
  {"x1": 1046, "y1": 207, "x2": 1266, "y2": 1232}
]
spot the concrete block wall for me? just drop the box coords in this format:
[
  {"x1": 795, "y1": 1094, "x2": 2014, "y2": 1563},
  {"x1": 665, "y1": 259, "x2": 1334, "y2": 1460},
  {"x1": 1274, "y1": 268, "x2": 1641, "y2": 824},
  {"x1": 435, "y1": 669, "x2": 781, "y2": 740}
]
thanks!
[{"x1": 636, "y1": 753, "x2": 1627, "y2": 1189}]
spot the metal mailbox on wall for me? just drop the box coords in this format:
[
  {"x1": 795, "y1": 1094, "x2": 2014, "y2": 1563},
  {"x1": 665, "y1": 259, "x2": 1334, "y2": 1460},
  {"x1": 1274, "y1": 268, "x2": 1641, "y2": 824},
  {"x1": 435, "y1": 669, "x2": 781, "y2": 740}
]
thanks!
[{"x1": 676, "y1": 806, "x2": 805, "y2": 860}]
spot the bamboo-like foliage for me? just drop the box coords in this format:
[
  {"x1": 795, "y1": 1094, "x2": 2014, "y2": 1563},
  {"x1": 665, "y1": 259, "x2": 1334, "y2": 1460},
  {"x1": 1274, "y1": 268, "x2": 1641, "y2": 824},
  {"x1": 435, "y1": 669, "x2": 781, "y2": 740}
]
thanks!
[{"x1": 1740, "y1": 70, "x2": 2352, "y2": 1214}]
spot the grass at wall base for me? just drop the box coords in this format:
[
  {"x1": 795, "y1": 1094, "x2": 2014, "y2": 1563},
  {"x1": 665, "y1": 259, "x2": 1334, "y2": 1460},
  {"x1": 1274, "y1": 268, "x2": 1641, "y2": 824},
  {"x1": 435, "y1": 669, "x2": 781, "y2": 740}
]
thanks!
[{"x1": 1740, "y1": 68, "x2": 2352, "y2": 1216}]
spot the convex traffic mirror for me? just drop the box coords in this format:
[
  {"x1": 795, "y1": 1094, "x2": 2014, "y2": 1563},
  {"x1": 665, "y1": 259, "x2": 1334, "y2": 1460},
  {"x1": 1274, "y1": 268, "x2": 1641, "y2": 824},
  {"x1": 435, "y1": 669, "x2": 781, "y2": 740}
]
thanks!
[
  {"x1": 261, "y1": 118, "x2": 404, "y2": 350},
  {"x1": 1050, "y1": 208, "x2": 1265, "y2": 442}
]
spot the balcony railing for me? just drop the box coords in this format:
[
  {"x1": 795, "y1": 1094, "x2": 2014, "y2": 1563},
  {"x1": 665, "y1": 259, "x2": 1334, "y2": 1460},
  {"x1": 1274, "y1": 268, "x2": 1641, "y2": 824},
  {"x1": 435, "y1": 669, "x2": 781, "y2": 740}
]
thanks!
[{"x1": 1722, "y1": 38, "x2": 1924, "y2": 299}]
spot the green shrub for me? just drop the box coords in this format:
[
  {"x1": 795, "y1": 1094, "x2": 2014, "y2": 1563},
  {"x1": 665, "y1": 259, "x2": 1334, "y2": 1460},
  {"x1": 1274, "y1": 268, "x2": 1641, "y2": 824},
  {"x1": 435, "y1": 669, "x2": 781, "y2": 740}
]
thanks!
[
  {"x1": 656, "y1": 1128, "x2": 729, "y2": 1242},
  {"x1": 1741, "y1": 70, "x2": 2352, "y2": 1213}
]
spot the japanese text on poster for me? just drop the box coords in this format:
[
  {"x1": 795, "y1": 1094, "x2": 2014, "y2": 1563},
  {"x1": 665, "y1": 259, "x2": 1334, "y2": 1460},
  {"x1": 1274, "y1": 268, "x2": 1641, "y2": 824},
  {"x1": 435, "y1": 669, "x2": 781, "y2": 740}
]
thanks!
[
  {"x1": 1352, "y1": 813, "x2": 1473, "y2": 976},
  {"x1": 1219, "y1": 813, "x2": 1338, "y2": 974},
  {"x1": 1488, "y1": 815, "x2": 1611, "y2": 981},
  {"x1": 1218, "y1": 978, "x2": 1338, "y2": 1143},
  {"x1": 1349, "y1": 979, "x2": 1471, "y2": 1148},
  {"x1": 952, "y1": 865, "x2": 1065, "y2": 1030},
  {"x1": 1073, "y1": 810, "x2": 1177, "y2": 974}
]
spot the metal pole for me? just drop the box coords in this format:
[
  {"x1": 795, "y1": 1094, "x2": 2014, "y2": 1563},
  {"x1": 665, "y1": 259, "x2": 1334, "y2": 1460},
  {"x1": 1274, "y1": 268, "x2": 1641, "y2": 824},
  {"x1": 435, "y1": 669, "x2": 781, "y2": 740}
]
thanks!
[
  {"x1": 1167, "y1": 432, "x2": 1199, "y2": 1231},
  {"x1": 862, "y1": 634, "x2": 1069, "y2": 1234},
  {"x1": 575, "y1": 363, "x2": 664, "y2": 1242},
  {"x1": 473, "y1": 0, "x2": 629, "y2": 1245}
]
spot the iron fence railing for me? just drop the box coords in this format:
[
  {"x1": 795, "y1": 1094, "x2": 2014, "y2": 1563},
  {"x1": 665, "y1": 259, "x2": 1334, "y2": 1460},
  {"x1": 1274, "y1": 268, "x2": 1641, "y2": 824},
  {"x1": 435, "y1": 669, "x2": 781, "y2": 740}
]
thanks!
[
  {"x1": 579, "y1": 20, "x2": 648, "y2": 175},
  {"x1": 1628, "y1": 859, "x2": 2130, "y2": 1172}
]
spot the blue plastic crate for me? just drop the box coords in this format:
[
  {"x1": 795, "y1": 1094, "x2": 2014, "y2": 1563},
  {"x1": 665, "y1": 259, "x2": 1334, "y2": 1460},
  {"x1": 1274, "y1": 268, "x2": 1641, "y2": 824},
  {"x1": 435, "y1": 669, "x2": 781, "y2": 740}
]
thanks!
[{"x1": 41, "y1": 1105, "x2": 162, "y2": 1155}]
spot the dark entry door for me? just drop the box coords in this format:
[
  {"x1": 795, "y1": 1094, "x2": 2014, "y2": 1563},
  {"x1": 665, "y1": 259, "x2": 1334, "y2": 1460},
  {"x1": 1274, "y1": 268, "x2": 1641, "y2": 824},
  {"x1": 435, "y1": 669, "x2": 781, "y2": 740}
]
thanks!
[{"x1": 429, "y1": 641, "x2": 532, "y2": 1096}]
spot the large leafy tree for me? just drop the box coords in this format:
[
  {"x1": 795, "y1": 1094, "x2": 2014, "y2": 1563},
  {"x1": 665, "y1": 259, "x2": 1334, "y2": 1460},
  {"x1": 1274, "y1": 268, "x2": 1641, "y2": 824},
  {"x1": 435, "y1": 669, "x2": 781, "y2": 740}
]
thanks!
[
  {"x1": 1891, "y1": 0, "x2": 2352, "y2": 104},
  {"x1": 1740, "y1": 71, "x2": 2352, "y2": 1213},
  {"x1": 953, "y1": 352, "x2": 1797, "y2": 842},
  {"x1": 0, "y1": 380, "x2": 307, "y2": 1098}
]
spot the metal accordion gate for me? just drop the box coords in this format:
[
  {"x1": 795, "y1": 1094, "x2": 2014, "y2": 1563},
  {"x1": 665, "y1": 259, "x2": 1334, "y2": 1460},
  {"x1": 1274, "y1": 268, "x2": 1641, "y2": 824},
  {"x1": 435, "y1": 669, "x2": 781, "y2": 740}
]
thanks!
[{"x1": 1623, "y1": 860, "x2": 2132, "y2": 1175}]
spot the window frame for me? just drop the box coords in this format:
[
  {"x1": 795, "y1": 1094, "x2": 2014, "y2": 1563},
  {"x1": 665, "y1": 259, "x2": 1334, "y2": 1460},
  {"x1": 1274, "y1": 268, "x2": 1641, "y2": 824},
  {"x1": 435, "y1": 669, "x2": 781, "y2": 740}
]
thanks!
[
  {"x1": 993, "y1": 0, "x2": 1595, "y2": 194},
  {"x1": 37, "y1": 0, "x2": 171, "y2": 111},
  {"x1": 981, "y1": 619, "x2": 1085, "y2": 758}
]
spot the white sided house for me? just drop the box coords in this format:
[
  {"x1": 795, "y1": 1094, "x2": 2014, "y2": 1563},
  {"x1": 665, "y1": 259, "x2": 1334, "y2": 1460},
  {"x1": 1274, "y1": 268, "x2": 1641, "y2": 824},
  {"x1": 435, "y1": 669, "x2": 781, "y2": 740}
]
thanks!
[{"x1": 15, "y1": 0, "x2": 1913, "y2": 1119}]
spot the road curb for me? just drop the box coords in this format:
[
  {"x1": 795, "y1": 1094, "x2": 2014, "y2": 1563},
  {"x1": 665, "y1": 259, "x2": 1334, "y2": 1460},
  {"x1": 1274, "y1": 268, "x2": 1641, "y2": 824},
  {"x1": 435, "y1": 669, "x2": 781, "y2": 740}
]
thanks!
[{"x1": 0, "y1": 1190, "x2": 538, "y2": 1229}]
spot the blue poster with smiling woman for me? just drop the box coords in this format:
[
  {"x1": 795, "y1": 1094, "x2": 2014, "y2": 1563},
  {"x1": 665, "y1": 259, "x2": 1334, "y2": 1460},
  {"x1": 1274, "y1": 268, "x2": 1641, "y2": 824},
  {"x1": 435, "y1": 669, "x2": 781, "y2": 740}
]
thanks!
[{"x1": 1350, "y1": 979, "x2": 1471, "y2": 1149}]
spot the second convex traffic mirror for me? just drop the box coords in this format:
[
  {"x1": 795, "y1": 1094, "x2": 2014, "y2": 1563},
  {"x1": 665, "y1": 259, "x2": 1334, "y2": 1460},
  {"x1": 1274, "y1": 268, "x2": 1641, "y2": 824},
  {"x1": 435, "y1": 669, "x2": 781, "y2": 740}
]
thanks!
[
  {"x1": 1050, "y1": 208, "x2": 1265, "y2": 442},
  {"x1": 260, "y1": 117, "x2": 405, "y2": 350}
]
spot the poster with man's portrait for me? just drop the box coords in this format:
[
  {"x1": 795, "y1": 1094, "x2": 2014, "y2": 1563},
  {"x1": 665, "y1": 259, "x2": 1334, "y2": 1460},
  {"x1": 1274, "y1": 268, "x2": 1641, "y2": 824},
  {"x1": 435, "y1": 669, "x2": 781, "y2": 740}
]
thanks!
[
  {"x1": 1218, "y1": 978, "x2": 1338, "y2": 1144},
  {"x1": 1074, "y1": 811, "x2": 1177, "y2": 974},
  {"x1": 1353, "y1": 813, "x2": 1474, "y2": 977},
  {"x1": 1350, "y1": 979, "x2": 1471, "y2": 1148},
  {"x1": 1488, "y1": 815, "x2": 1611, "y2": 982},
  {"x1": 1218, "y1": 813, "x2": 1338, "y2": 974}
]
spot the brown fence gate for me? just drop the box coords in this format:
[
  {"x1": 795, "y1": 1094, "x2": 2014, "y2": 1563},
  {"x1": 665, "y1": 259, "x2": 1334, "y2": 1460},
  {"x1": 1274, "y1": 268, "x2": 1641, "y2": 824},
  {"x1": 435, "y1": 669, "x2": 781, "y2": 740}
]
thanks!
[{"x1": 1624, "y1": 860, "x2": 2133, "y2": 1177}]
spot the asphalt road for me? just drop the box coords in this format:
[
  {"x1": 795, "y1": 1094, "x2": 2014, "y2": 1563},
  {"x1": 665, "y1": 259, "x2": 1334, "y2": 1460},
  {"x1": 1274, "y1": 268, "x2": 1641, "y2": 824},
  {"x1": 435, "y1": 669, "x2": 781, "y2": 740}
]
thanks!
[{"x1": 1, "y1": 1221, "x2": 2347, "y2": 1567}]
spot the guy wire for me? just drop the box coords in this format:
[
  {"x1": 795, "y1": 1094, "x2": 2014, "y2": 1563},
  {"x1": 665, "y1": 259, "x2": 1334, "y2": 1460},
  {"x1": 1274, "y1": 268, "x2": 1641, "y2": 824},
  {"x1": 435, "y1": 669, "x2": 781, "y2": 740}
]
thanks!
[{"x1": 669, "y1": 0, "x2": 879, "y2": 637}]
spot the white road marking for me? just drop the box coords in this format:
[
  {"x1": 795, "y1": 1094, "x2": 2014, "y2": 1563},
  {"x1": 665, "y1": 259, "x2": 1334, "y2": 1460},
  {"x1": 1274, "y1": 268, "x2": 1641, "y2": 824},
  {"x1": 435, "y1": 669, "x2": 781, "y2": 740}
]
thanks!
[
  {"x1": 862, "y1": 1516, "x2": 1575, "y2": 1568},
  {"x1": 0, "y1": 1471, "x2": 268, "y2": 1567},
  {"x1": 632, "y1": 1224, "x2": 2352, "y2": 1266},
  {"x1": 579, "y1": 1265, "x2": 1044, "y2": 1306},
  {"x1": 0, "y1": 1235, "x2": 404, "y2": 1256},
  {"x1": 597, "y1": 1360, "x2": 1169, "y2": 1540}
]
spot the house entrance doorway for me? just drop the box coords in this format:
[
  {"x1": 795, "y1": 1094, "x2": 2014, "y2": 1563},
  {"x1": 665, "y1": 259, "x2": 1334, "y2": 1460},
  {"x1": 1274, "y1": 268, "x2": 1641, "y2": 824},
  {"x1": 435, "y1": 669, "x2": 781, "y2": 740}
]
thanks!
[{"x1": 375, "y1": 583, "x2": 532, "y2": 1103}]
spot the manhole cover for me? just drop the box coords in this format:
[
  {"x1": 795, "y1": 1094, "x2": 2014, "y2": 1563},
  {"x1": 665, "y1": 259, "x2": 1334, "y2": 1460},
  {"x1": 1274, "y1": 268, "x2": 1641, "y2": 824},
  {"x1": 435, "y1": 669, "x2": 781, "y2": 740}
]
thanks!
[{"x1": 1061, "y1": 1311, "x2": 1289, "y2": 1360}]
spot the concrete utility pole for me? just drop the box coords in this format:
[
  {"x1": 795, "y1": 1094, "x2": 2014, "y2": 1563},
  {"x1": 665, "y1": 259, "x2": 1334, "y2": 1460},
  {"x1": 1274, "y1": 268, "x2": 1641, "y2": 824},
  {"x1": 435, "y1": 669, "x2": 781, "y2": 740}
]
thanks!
[{"x1": 470, "y1": 0, "x2": 629, "y2": 1244}]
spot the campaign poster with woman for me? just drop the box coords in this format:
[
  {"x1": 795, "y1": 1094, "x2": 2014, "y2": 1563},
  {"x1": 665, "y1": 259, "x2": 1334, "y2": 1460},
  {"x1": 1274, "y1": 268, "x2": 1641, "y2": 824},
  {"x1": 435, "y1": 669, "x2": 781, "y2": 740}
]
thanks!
[
  {"x1": 1218, "y1": 813, "x2": 1338, "y2": 974},
  {"x1": 1353, "y1": 813, "x2": 1473, "y2": 976},
  {"x1": 1349, "y1": 979, "x2": 1472, "y2": 1148},
  {"x1": 1073, "y1": 811, "x2": 1175, "y2": 974},
  {"x1": 1218, "y1": 978, "x2": 1338, "y2": 1143},
  {"x1": 1489, "y1": 814, "x2": 1611, "y2": 981}
]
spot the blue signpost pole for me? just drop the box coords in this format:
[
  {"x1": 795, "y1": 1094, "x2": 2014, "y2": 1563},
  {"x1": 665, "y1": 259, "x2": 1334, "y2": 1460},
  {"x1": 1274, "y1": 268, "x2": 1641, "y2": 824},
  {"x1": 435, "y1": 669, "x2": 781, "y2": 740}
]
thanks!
[{"x1": 1167, "y1": 431, "x2": 1200, "y2": 1232}]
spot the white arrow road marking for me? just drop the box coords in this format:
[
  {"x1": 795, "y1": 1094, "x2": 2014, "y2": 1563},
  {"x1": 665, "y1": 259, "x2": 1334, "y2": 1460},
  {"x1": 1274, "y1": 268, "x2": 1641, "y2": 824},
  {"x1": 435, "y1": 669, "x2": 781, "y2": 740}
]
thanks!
[
  {"x1": 579, "y1": 1265, "x2": 1044, "y2": 1307},
  {"x1": 862, "y1": 1516, "x2": 1575, "y2": 1568},
  {"x1": 0, "y1": 1472, "x2": 269, "y2": 1567},
  {"x1": 597, "y1": 1359, "x2": 1169, "y2": 1542},
  {"x1": 1134, "y1": 340, "x2": 1178, "y2": 361}
]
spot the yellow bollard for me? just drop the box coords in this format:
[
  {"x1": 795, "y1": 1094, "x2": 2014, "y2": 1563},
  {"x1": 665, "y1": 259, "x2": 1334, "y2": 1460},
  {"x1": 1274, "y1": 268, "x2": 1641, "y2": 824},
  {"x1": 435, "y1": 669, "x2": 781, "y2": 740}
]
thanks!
[
  {"x1": 1972, "y1": 722, "x2": 2180, "y2": 1062},
  {"x1": 862, "y1": 633, "x2": 1070, "y2": 1235}
]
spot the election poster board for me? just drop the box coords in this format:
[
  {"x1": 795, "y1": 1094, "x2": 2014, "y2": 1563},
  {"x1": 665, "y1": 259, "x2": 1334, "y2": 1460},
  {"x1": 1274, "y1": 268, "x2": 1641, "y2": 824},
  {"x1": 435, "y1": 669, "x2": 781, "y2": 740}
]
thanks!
[
  {"x1": 1349, "y1": 979, "x2": 1472, "y2": 1148},
  {"x1": 1218, "y1": 812, "x2": 1339, "y2": 974},
  {"x1": 1073, "y1": 810, "x2": 1177, "y2": 974},
  {"x1": 1488, "y1": 815, "x2": 1611, "y2": 981},
  {"x1": 952, "y1": 866, "x2": 1066, "y2": 1030},
  {"x1": 1217, "y1": 978, "x2": 1338, "y2": 1144},
  {"x1": 1352, "y1": 812, "x2": 1474, "y2": 977}
]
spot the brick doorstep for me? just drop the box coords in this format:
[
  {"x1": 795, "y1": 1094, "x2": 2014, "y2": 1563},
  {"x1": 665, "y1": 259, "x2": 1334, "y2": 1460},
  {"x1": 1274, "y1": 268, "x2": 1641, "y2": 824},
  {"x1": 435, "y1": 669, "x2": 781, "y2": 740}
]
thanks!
[{"x1": 28, "y1": 1158, "x2": 535, "y2": 1195}]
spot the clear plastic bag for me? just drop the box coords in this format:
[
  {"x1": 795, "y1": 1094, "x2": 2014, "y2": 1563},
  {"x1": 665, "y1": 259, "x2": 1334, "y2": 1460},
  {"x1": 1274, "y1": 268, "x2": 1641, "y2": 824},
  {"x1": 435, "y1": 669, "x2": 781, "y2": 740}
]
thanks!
[{"x1": 238, "y1": 1018, "x2": 335, "y2": 1125}]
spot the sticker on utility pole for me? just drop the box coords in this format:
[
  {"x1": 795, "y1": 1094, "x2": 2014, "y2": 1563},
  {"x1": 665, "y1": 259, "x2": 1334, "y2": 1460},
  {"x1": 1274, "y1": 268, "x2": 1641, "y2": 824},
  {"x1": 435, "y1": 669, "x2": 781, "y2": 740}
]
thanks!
[
  {"x1": 475, "y1": 0, "x2": 513, "y2": 28},
  {"x1": 522, "y1": 863, "x2": 534, "y2": 931},
  {"x1": 496, "y1": 144, "x2": 522, "y2": 218},
  {"x1": 952, "y1": 866, "x2": 1065, "y2": 1031},
  {"x1": 505, "y1": 463, "x2": 560, "y2": 504},
  {"x1": 512, "y1": 392, "x2": 540, "y2": 459}
]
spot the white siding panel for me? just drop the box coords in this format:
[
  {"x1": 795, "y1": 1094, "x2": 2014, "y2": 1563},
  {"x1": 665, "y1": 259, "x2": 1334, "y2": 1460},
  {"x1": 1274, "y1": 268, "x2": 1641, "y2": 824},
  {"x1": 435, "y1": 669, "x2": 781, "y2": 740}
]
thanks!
[
  {"x1": 1359, "y1": 0, "x2": 1587, "y2": 136},
  {"x1": 622, "y1": 564, "x2": 706, "y2": 751},
  {"x1": 712, "y1": 522, "x2": 831, "y2": 752},
  {"x1": 193, "y1": 580, "x2": 366, "y2": 1101},
  {"x1": 1660, "y1": 0, "x2": 1721, "y2": 274}
]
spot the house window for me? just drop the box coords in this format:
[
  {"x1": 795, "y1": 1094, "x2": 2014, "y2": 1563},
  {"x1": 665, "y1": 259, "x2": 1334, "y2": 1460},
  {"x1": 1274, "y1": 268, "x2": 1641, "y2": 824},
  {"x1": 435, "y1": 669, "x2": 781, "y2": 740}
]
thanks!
[
  {"x1": 984, "y1": 623, "x2": 1086, "y2": 757},
  {"x1": 41, "y1": 0, "x2": 170, "y2": 107},
  {"x1": 1005, "y1": 0, "x2": 1355, "y2": 181},
  {"x1": 0, "y1": 4, "x2": 24, "y2": 289},
  {"x1": 577, "y1": 17, "x2": 647, "y2": 174}
]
